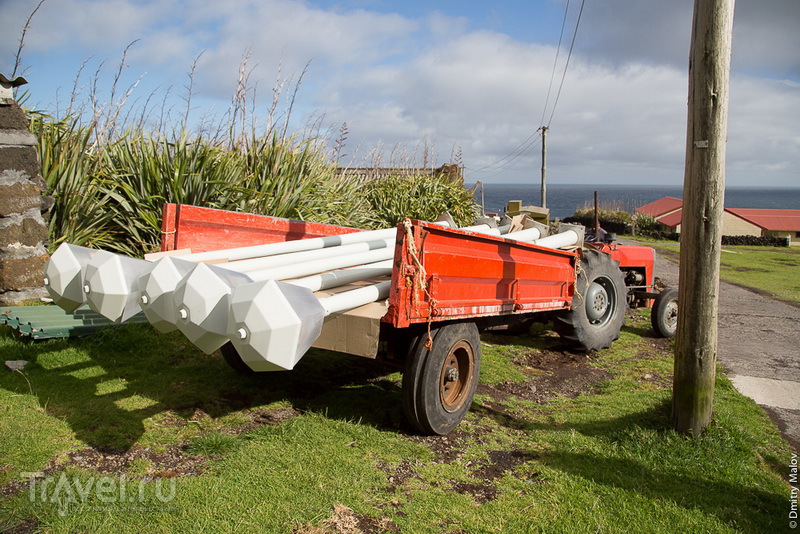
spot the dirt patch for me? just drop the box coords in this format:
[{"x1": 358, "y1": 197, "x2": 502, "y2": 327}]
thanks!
[
  {"x1": 65, "y1": 445, "x2": 208, "y2": 478},
  {"x1": 0, "y1": 443, "x2": 208, "y2": 500},
  {"x1": 1, "y1": 519, "x2": 39, "y2": 534},
  {"x1": 375, "y1": 459, "x2": 420, "y2": 492},
  {"x1": 233, "y1": 406, "x2": 302, "y2": 434},
  {"x1": 480, "y1": 349, "x2": 612, "y2": 404},
  {"x1": 473, "y1": 450, "x2": 538, "y2": 481},
  {"x1": 294, "y1": 503, "x2": 400, "y2": 534},
  {"x1": 408, "y1": 428, "x2": 470, "y2": 463},
  {"x1": 450, "y1": 481, "x2": 499, "y2": 503}
]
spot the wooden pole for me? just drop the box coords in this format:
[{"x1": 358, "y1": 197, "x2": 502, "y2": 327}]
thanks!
[
  {"x1": 540, "y1": 126, "x2": 548, "y2": 208},
  {"x1": 672, "y1": 0, "x2": 735, "y2": 436}
]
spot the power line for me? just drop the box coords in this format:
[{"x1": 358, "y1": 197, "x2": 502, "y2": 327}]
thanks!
[
  {"x1": 467, "y1": 0, "x2": 586, "y2": 177},
  {"x1": 467, "y1": 131, "x2": 542, "y2": 174},
  {"x1": 540, "y1": 0, "x2": 571, "y2": 127},
  {"x1": 545, "y1": 0, "x2": 586, "y2": 128}
]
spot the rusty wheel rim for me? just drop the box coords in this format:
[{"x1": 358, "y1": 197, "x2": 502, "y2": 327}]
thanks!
[{"x1": 439, "y1": 340, "x2": 475, "y2": 413}]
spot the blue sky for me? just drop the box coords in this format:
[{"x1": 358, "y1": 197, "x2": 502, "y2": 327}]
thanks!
[{"x1": 2, "y1": 0, "x2": 798, "y2": 188}]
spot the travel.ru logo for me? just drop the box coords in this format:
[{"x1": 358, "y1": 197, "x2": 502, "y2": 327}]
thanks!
[{"x1": 22, "y1": 472, "x2": 177, "y2": 516}]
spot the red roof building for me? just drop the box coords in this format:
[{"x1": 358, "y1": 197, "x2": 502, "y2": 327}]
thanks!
[
  {"x1": 636, "y1": 196, "x2": 683, "y2": 218},
  {"x1": 636, "y1": 198, "x2": 800, "y2": 245}
]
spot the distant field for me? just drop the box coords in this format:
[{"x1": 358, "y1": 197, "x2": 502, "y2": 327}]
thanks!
[{"x1": 631, "y1": 238, "x2": 800, "y2": 306}]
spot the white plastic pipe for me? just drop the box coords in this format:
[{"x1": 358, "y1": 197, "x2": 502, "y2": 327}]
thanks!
[
  {"x1": 532, "y1": 229, "x2": 580, "y2": 250},
  {"x1": 175, "y1": 219, "x2": 453, "y2": 264},
  {"x1": 206, "y1": 237, "x2": 395, "y2": 273},
  {"x1": 245, "y1": 247, "x2": 397, "y2": 283},
  {"x1": 319, "y1": 281, "x2": 391, "y2": 315},
  {"x1": 503, "y1": 227, "x2": 542, "y2": 242},
  {"x1": 179, "y1": 227, "x2": 398, "y2": 263},
  {"x1": 287, "y1": 260, "x2": 393, "y2": 291}
]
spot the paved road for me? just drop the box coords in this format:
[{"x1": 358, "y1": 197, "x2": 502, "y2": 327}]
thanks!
[{"x1": 648, "y1": 243, "x2": 800, "y2": 452}]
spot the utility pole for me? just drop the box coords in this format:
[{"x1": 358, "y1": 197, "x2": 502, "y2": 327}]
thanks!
[
  {"x1": 672, "y1": 0, "x2": 735, "y2": 436},
  {"x1": 540, "y1": 126, "x2": 548, "y2": 208}
]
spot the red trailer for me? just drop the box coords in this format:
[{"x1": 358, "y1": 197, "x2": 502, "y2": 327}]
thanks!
[{"x1": 161, "y1": 204, "x2": 676, "y2": 435}]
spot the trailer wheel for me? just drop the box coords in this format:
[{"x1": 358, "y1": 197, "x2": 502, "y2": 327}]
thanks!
[
  {"x1": 651, "y1": 288, "x2": 678, "y2": 338},
  {"x1": 555, "y1": 249, "x2": 627, "y2": 351},
  {"x1": 402, "y1": 322, "x2": 481, "y2": 435},
  {"x1": 220, "y1": 342, "x2": 256, "y2": 375}
]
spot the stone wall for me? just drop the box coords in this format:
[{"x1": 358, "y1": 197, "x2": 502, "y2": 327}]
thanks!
[{"x1": 0, "y1": 101, "x2": 50, "y2": 305}]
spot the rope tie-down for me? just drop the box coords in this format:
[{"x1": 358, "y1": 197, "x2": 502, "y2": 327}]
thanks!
[{"x1": 402, "y1": 219, "x2": 438, "y2": 350}]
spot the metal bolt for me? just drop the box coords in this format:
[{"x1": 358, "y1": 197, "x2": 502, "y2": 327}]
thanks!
[
  {"x1": 43, "y1": 277, "x2": 50, "y2": 286},
  {"x1": 140, "y1": 294, "x2": 149, "y2": 305},
  {"x1": 178, "y1": 308, "x2": 188, "y2": 320},
  {"x1": 445, "y1": 367, "x2": 459, "y2": 382},
  {"x1": 83, "y1": 284, "x2": 90, "y2": 294},
  {"x1": 237, "y1": 327, "x2": 247, "y2": 339}
]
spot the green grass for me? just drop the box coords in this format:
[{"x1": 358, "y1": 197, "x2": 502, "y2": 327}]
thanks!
[
  {"x1": 638, "y1": 238, "x2": 800, "y2": 306},
  {"x1": 718, "y1": 246, "x2": 800, "y2": 305},
  {"x1": 0, "y1": 311, "x2": 793, "y2": 533}
]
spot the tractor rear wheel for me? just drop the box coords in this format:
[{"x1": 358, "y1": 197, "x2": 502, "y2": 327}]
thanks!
[
  {"x1": 402, "y1": 322, "x2": 481, "y2": 435},
  {"x1": 555, "y1": 249, "x2": 627, "y2": 351}
]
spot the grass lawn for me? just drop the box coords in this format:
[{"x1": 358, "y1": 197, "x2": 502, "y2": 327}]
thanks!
[
  {"x1": 631, "y1": 238, "x2": 800, "y2": 307},
  {"x1": 0, "y1": 309, "x2": 794, "y2": 533}
]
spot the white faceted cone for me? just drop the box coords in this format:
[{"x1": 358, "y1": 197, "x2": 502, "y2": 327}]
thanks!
[
  {"x1": 83, "y1": 252, "x2": 153, "y2": 322},
  {"x1": 43, "y1": 243, "x2": 98, "y2": 312},
  {"x1": 173, "y1": 263, "x2": 253, "y2": 354},
  {"x1": 138, "y1": 256, "x2": 197, "y2": 333},
  {"x1": 228, "y1": 280, "x2": 325, "y2": 371}
]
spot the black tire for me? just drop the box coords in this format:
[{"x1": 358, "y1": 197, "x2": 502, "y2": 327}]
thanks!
[
  {"x1": 555, "y1": 249, "x2": 627, "y2": 351},
  {"x1": 402, "y1": 322, "x2": 481, "y2": 435},
  {"x1": 220, "y1": 342, "x2": 257, "y2": 375},
  {"x1": 651, "y1": 288, "x2": 678, "y2": 338}
]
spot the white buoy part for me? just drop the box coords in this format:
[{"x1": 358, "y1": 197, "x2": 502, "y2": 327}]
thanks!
[
  {"x1": 83, "y1": 252, "x2": 153, "y2": 322},
  {"x1": 43, "y1": 243, "x2": 100, "y2": 312},
  {"x1": 138, "y1": 256, "x2": 198, "y2": 332},
  {"x1": 172, "y1": 263, "x2": 254, "y2": 354}
]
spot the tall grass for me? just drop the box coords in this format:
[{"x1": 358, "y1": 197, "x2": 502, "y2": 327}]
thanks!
[{"x1": 25, "y1": 53, "x2": 476, "y2": 255}]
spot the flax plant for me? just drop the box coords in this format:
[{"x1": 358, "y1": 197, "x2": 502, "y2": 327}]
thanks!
[
  {"x1": 28, "y1": 113, "x2": 117, "y2": 250},
  {"x1": 365, "y1": 174, "x2": 478, "y2": 228},
  {"x1": 98, "y1": 131, "x2": 245, "y2": 255}
]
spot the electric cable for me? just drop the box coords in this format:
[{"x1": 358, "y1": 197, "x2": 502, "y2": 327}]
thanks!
[{"x1": 546, "y1": 0, "x2": 586, "y2": 128}]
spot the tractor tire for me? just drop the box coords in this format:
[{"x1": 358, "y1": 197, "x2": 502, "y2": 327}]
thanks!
[
  {"x1": 402, "y1": 322, "x2": 481, "y2": 435},
  {"x1": 651, "y1": 287, "x2": 678, "y2": 338},
  {"x1": 220, "y1": 342, "x2": 257, "y2": 375},
  {"x1": 555, "y1": 248, "x2": 627, "y2": 351}
]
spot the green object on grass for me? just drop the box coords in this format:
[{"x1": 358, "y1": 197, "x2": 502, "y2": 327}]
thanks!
[{"x1": 0, "y1": 304, "x2": 147, "y2": 339}]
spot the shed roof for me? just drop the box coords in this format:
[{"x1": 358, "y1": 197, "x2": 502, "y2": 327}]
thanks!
[
  {"x1": 726, "y1": 208, "x2": 800, "y2": 231},
  {"x1": 656, "y1": 209, "x2": 682, "y2": 228},
  {"x1": 636, "y1": 196, "x2": 683, "y2": 218}
]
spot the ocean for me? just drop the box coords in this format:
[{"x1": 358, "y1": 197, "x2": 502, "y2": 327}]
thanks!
[{"x1": 468, "y1": 183, "x2": 800, "y2": 220}]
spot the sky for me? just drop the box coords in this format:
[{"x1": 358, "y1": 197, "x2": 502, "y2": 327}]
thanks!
[{"x1": 1, "y1": 0, "x2": 798, "y2": 188}]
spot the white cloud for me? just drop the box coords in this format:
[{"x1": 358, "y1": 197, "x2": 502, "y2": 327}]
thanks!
[{"x1": 1, "y1": 0, "x2": 797, "y2": 187}]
